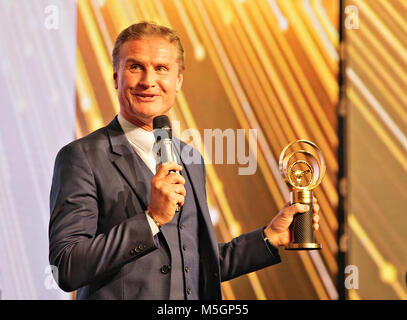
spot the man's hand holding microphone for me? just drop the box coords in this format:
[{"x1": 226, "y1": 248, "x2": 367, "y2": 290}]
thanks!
[{"x1": 148, "y1": 162, "x2": 185, "y2": 227}]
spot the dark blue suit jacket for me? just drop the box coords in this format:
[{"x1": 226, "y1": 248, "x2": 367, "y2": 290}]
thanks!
[{"x1": 48, "y1": 116, "x2": 281, "y2": 299}]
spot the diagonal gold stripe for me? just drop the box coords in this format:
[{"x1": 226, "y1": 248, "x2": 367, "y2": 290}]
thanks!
[
  {"x1": 279, "y1": 0, "x2": 338, "y2": 105},
  {"x1": 152, "y1": 0, "x2": 172, "y2": 26},
  {"x1": 356, "y1": 18, "x2": 407, "y2": 89},
  {"x1": 312, "y1": 0, "x2": 339, "y2": 49},
  {"x1": 136, "y1": 0, "x2": 155, "y2": 22},
  {"x1": 347, "y1": 42, "x2": 407, "y2": 126},
  {"x1": 76, "y1": 48, "x2": 105, "y2": 131},
  {"x1": 119, "y1": 0, "x2": 141, "y2": 24},
  {"x1": 347, "y1": 87, "x2": 407, "y2": 172},
  {"x1": 90, "y1": 0, "x2": 114, "y2": 54},
  {"x1": 299, "y1": 0, "x2": 338, "y2": 73},
  {"x1": 298, "y1": 251, "x2": 330, "y2": 299},
  {"x1": 243, "y1": 0, "x2": 339, "y2": 210},
  {"x1": 255, "y1": 0, "x2": 339, "y2": 148},
  {"x1": 173, "y1": 0, "x2": 206, "y2": 62},
  {"x1": 105, "y1": 0, "x2": 132, "y2": 32},
  {"x1": 78, "y1": 0, "x2": 119, "y2": 113},
  {"x1": 348, "y1": 214, "x2": 407, "y2": 299},
  {"x1": 378, "y1": 0, "x2": 407, "y2": 35},
  {"x1": 358, "y1": 0, "x2": 407, "y2": 63},
  {"x1": 211, "y1": 1, "x2": 293, "y2": 155}
]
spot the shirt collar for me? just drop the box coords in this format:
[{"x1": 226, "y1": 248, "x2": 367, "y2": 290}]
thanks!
[{"x1": 117, "y1": 113, "x2": 155, "y2": 153}]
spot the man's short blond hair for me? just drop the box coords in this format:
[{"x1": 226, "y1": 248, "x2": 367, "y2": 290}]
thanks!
[{"x1": 112, "y1": 21, "x2": 185, "y2": 72}]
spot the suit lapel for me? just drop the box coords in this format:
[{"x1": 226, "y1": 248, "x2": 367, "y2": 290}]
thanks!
[
  {"x1": 106, "y1": 116, "x2": 151, "y2": 210},
  {"x1": 174, "y1": 138, "x2": 219, "y2": 253}
]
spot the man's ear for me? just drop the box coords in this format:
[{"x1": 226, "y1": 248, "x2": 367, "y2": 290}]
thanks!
[
  {"x1": 176, "y1": 72, "x2": 183, "y2": 93},
  {"x1": 113, "y1": 71, "x2": 118, "y2": 89}
]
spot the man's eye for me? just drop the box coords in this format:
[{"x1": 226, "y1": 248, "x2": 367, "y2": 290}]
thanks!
[
  {"x1": 130, "y1": 64, "x2": 142, "y2": 70},
  {"x1": 157, "y1": 66, "x2": 168, "y2": 72}
]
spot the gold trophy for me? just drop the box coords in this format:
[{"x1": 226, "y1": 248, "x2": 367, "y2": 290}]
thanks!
[{"x1": 279, "y1": 140, "x2": 326, "y2": 250}]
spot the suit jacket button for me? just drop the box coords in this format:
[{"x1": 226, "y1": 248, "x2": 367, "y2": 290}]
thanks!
[
  {"x1": 136, "y1": 243, "x2": 145, "y2": 252},
  {"x1": 160, "y1": 265, "x2": 171, "y2": 274}
]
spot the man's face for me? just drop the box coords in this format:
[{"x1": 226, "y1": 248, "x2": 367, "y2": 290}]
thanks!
[{"x1": 113, "y1": 37, "x2": 183, "y2": 129}]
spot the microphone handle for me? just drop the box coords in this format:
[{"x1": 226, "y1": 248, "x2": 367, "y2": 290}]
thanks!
[{"x1": 162, "y1": 139, "x2": 180, "y2": 213}]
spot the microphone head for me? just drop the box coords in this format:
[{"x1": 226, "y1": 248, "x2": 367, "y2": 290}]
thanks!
[
  {"x1": 153, "y1": 115, "x2": 171, "y2": 130},
  {"x1": 153, "y1": 115, "x2": 172, "y2": 140}
]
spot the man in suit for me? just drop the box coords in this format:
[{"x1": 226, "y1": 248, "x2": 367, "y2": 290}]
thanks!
[{"x1": 49, "y1": 22, "x2": 320, "y2": 299}]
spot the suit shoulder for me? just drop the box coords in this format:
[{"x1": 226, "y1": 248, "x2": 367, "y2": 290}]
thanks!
[{"x1": 56, "y1": 126, "x2": 108, "y2": 159}]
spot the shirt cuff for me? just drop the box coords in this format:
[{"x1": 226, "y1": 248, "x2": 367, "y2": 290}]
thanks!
[
  {"x1": 145, "y1": 211, "x2": 160, "y2": 236},
  {"x1": 262, "y1": 228, "x2": 280, "y2": 257}
]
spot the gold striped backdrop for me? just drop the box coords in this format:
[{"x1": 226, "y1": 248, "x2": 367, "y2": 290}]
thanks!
[
  {"x1": 75, "y1": 0, "x2": 339, "y2": 299},
  {"x1": 343, "y1": 0, "x2": 407, "y2": 300}
]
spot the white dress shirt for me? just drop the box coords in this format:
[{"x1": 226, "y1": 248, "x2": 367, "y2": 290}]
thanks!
[{"x1": 117, "y1": 113, "x2": 160, "y2": 236}]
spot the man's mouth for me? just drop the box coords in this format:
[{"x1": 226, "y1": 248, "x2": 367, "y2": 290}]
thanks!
[{"x1": 135, "y1": 92, "x2": 160, "y2": 102}]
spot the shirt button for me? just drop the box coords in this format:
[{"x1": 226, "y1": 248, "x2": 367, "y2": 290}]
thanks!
[
  {"x1": 186, "y1": 288, "x2": 191, "y2": 295},
  {"x1": 185, "y1": 266, "x2": 189, "y2": 273},
  {"x1": 183, "y1": 244, "x2": 187, "y2": 251},
  {"x1": 180, "y1": 224, "x2": 185, "y2": 230}
]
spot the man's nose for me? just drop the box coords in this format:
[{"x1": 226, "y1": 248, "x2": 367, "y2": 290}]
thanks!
[{"x1": 139, "y1": 69, "x2": 156, "y2": 88}]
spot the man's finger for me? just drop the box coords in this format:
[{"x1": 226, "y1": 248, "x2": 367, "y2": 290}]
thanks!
[
  {"x1": 156, "y1": 162, "x2": 183, "y2": 178},
  {"x1": 165, "y1": 172, "x2": 186, "y2": 185},
  {"x1": 173, "y1": 193, "x2": 185, "y2": 207},
  {"x1": 173, "y1": 184, "x2": 186, "y2": 196},
  {"x1": 284, "y1": 203, "x2": 310, "y2": 217}
]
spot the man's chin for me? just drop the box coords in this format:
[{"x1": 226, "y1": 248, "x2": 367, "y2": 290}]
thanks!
[{"x1": 126, "y1": 105, "x2": 170, "y2": 123}]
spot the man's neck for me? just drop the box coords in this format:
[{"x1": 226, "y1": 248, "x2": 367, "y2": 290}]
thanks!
[{"x1": 119, "y1": 112, "x2": 153, "y2": 132}]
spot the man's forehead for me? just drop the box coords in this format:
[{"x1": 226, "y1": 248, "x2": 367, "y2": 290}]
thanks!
[{"x1": 120, "y1": 38, "x2": 178, "y2": 60}]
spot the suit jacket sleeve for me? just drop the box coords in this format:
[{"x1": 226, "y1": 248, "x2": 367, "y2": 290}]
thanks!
[
  {"x1": 48, "y1": 143, "x2": 157, "y2": 292},
  {"x1": 218, "y1": 228, "x2": 281, "y2": 282}
]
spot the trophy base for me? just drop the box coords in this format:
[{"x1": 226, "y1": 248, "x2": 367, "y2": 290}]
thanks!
[{"x1": 285, "y1": 243, "x2": 322, "y2": 250}]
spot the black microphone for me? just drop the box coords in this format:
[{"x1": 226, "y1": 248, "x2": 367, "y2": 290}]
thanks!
[{"x1": 153, "y1": 115, "x2": 181, "y2": 213}]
